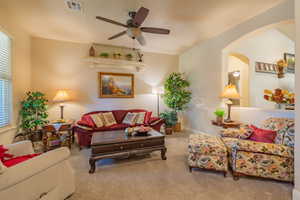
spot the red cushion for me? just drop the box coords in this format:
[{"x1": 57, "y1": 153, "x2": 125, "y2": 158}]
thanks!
[
  {"x1": 80, "y1": 115, "x2": 96, "y2": 128},
  {"x1": 0, "y1": 145, "x2": 13, "y2": 162},
  {"x1": 144, "y1": 112, "x2": 152, "y2": 124},
  {"x1": 3, "y1": 154, "x2": 40, "y2": 167},
  {"x1": 249, "y1": 125, "x2": 277, "y2": 143},
  {"x1": 112, "y1": 110, "x2": 128, "y2": 124}
]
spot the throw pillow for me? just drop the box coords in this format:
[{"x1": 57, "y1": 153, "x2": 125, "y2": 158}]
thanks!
[
  {"x1": 79, "y1": 115, "x2": 96, "y2": 128},
  {"x1": 249, "y1": 125, "x2": 277, "y2": 143},
  {"x1": 102, "y1": 112, "x2": 117, "y2": 126},
  {"x1": 90, "y1": 113, "x2": 105, "y2": 128},
  {"x1": 135, "y1": 112, "x2": 146, "y2": 124},
  {"x1": 123, "y1": 112, "x2": 138, "y2": 125},
  {"x1": 0, "y1": 145, "x2": 13, "y2": 162},
  {"x1": 144, "y1": 111, "x2": 152, "y2": 124}
]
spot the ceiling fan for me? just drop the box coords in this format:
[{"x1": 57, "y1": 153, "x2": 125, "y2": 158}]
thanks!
[{"x1": 96, "y1": 7, "x2": 170, "y2": 46}]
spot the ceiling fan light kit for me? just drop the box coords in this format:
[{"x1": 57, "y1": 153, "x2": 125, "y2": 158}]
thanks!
[{"x1": 96, "y1": 6, "x2": 170, "y2": 46}]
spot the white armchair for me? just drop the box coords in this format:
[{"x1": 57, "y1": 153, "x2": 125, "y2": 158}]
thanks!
[{"x1": 0, "y1": 140, "x2": 75, "y2": 200}]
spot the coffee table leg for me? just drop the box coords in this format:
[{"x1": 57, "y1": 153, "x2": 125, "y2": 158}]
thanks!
[
  {"x1": 161, "y1": 147, "x2": 167, "y2": 160},
  {"x1": 89, "y1": 158, "x2": 96, "y2": 174}
]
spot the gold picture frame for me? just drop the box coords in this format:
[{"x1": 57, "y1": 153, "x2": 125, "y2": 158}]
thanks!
[{"x1": 98, "y1": 72, "x2": 134, "y2": 98}]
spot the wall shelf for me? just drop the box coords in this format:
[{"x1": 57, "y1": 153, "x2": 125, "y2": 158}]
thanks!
[{"x1": 84, "y1": 57, "x2": 146, "y2": 72}]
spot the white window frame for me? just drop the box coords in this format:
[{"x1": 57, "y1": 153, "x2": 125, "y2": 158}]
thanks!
[{"x1": 0, "y1": 28, "x2": 13, "y2": 130}]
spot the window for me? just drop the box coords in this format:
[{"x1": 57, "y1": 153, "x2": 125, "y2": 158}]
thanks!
[{"x1": 0, "y1": 31, "x2": 12, "y2": 128}]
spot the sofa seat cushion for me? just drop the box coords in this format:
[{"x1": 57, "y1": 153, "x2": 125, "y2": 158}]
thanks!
[
  {"x1": 188, "y1": 133, "x2": 227, "y2": 157},
  {"x1": 3, "y1": 154, "x2": 40, "y2": 167}
]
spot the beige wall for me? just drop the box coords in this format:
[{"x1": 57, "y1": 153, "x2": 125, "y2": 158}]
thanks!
[
  {"x1": 294, "y1": 0, "x2": 300, "y2": 199},
  {"x1": 31, "y1": 37, "x2": 178, "y2": 121},
  {"x1": 0, "y1": 5, "x2": 31, "y2": 144},
  {"x1": 179, "y1": 0, "x2": 294, "y2": 133},
  {"x1": 225, "y1": 28, "x2": 295, "y2": 108}
]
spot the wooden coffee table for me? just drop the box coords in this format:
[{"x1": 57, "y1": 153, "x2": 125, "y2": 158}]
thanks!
[{"x1": 89, "y1": 129, "x2": 167, "y2": 173}]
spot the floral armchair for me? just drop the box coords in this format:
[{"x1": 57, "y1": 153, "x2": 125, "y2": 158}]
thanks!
[{"x1": 220, "y1": 118, "x2": 294, "y2": 182}]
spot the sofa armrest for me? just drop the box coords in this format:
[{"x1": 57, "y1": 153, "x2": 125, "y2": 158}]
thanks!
[
  {"x1": 0, "y1": 147, "x2": 70, "y2": 191},
  {"x1": 5, "y1": 140, "x2": 34, "y2": 157},
  {"x1": 149, "y1": 117, "x2": 164, "y2": 126},
  {"x1": 235, "y1": 139, "x2": 293, "y2": 158}
]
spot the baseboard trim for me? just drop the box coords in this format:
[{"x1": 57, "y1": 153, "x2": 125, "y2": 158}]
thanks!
[{"x1": 293, "y1": 188, "x2": 300, "y2": 200}]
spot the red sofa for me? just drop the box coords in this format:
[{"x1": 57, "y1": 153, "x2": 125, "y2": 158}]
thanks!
[{"x1": 73, "y1": 109, "x2": 164, "y2": 149}]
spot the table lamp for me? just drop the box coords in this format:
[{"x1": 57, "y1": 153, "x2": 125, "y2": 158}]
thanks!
[
  {"x1": 53, "y1": 90, "x2": 70, "y2": 122},
  {"x1": 220, "y1": 84, "x2": 240, "y2": 123},
  {"x1": 152, "y1": 87, "x2": 164, "y2": 116}
]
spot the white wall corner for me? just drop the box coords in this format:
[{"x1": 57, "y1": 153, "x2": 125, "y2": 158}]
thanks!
[{"x1": 293, "y1": 188, "x2": 300, "y2": 200}]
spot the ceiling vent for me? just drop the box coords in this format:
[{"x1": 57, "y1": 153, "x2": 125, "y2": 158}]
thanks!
[{"x1": 65, "y1": 0, "x2": 82, "y2": 12}]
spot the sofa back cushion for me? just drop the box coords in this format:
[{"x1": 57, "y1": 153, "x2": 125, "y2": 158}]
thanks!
[{"x1": 262, "y1": 118, "x2": 294, "y2": 146}]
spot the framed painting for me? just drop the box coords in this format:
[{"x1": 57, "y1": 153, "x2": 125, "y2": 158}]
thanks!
[
  {"x1": 284, "y1": 53, "x2": 295, "y2": 73},
  {"x1": 99, "y1": 72, "x2": 134, "y2": 98},
  {"x1": 255, "y1": 62, "x2": 277, "y2": 74}
]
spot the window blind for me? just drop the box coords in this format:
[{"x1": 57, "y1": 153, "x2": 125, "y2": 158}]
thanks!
[{"x1": 0, "y1": 31, "x2": 12, "y2": 128}]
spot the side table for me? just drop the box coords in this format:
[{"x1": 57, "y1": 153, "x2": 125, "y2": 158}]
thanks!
[
  {"x1": 42, "y1": 120, "x2": 75, "y2": 152},
  {"x1": 211, "y1": 120, "x2": 241, "y2": 129}
]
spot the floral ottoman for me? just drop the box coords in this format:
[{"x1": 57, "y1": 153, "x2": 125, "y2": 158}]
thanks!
[{"x1": 188, "y1": 133, "x2": 228, "y2": 176}]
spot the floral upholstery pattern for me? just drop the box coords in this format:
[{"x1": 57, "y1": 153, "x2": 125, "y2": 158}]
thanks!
[
  {"x1": 188, "y1": 133, "x2": 228, "y2": 172},
  {"x1": 262, "y1": 118, "x2": 294, "y2": 145},
  {"x1": 221, "y1": 117, "x2": 294, "y2": 182},
  {"x1": 220, "y1": 125, "x2": 253, "y2": 139},
  {"x1": 234, "y1": 151, "x2": 294, "y2": 182}
]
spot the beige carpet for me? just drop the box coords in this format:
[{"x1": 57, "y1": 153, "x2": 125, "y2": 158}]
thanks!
[{"x1": 69, "y1": 132, "x2": 292, "y2": 200}]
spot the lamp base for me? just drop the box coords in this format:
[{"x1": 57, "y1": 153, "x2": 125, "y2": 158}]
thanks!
[{"x1": 224, "y1": 119, "x2": 234, "y2": 123}]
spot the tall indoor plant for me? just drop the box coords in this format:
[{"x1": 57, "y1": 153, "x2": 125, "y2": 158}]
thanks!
[
  {"x1": 163, "y1": 72, "x2": 192, "y2": 131},
  {"x1": 19, "y1": 91, "x2": 49, "y2": 141}
]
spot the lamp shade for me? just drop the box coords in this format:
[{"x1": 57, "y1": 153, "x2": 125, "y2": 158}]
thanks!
[
  {"x1": 152, "y1": 87, "x2": 164, "y2": 95},
  {"x1": 53, "y1": 90, "x2": 70, "y2": 102},
  {"x1": 221, "y1": 84, "x2": 240, "y2": 99}
]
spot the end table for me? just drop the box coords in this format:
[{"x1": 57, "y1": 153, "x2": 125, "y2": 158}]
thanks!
[
  {"x1": 211, "y1": 120, "x2": 241, "y2": 129},
  {"x1": 42, "y1": 120, "x2": 75, "y2": 152}
]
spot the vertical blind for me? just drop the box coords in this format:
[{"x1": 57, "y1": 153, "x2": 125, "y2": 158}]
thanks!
[{"x1": 0, "y1": 31, "x2": 12, "y2": 127}]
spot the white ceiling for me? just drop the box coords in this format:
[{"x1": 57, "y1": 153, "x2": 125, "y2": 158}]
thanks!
[{"x1": 1, "y1": 0, "x2": 285, "y2": 54}]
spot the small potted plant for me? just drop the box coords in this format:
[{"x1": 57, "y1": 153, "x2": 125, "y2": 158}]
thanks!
[
  {"x1": 125, "y1": 53, "x2": 133, "y2": 61},
  {"x1": 99, "y1": 52, "x2": 109, "y2": 58},
  {"x1": 113, "y1": 53, "x2": 122, "y2": 59},
  {"x1": 214, "y1": 109, "x2": 225, "y2": 125},
  {"x1": 160, "y1": 110, "x2": 178, "y2": 135}
]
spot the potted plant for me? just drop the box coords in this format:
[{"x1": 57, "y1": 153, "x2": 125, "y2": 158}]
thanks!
[
  {"x1": 19, "y1": 91, "x2": 49, "y2": 141},
  {"x1": 125, "y1": 53, "x2": 133, "y2": 61},
  {"x1": 163, "y1": 72, "x2": 192, "y2": 132},
  {"x1": 214, "y1": 109, "x2": 225, "y2": 125},
  {"x1": 99, "y1": 52, "x2": 109, "y2": 58},
  {"x1": 160, "y1": 111, "x2": 178, "y2": 135}
]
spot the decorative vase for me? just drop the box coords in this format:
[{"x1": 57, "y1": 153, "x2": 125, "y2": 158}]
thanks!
[
  {"x1": 165, "y1": 127, "x2": 173, "y2": 135},
  {"x1": 216, "y1": 116, "x2": 223, "y2": 125},
  {"x1": 89, "y1": 46, "x2": 95, "y2": 57},
  {"x1": 275, "y1": 103, "x2": 284, "y2": 110}
]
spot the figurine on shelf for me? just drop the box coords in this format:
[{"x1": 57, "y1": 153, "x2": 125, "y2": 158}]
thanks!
[
  {"x1": 137, "y1": 50, "x2": 143, "y2": 62},
  {"x1": 89, "y1": 46, "x2": 95, "y2": 57}
]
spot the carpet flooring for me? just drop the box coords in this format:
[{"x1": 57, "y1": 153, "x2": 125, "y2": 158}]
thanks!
[{"x1": 69, "y1": 132, "x2": 292, "y2": 200}]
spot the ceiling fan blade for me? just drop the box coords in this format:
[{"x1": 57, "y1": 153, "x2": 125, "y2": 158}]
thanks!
[
  {"x1": 136, "y1": 34, "x2": 146, "y2": 46},
  {"x1": 96, "y1": 16, "x2": 128, "y2": 28},
  {"x1": 141, "y1": 27, "x2": 170, "y2": 34},
  {"x1": 132, "y1": 7, "x2": 149, "y2": 26},
  {"x1": 108, "y1": 31, "x2": 127, "y2": 40}
]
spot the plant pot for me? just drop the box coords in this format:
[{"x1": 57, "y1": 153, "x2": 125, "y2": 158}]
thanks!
[
  {"x1": 29, "y1": 130, "x2": 43, "y2": 142},
  {"x1": 165, "y1": 127, "x2": 173, "y2": 135},
  {"x1": 173, "y1": 122, "x2": 181, "y2": 132},
  {"x1": 216, "y1": 116, "x2": 223, "y2": 125}
]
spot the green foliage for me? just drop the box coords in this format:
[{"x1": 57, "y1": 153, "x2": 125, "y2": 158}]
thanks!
[
  {"x1": 100, "y1": 52, "x2": 109, "y2": 58},
  {"x1": 20, "y1": 91, "x2": 49, "y2": 134},
  {"x1": 214, "y1": 109, "x2": 225, "y2": 117},
  {"x1": 159, "y1": 111, "x2": 178, "y2": 127},
  {"x1": 163, "y1": 72, "x2": 192, "y2": 112}
]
